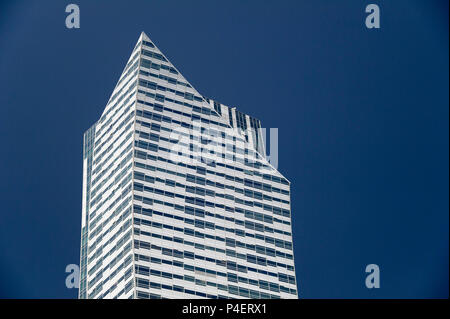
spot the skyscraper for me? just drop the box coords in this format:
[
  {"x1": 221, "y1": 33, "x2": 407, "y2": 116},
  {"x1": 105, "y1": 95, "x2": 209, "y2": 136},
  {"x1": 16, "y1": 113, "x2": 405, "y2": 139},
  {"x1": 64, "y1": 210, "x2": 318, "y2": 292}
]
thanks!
[{"x1": 79, "y1": 32, "x2": 298, "y2": 299}]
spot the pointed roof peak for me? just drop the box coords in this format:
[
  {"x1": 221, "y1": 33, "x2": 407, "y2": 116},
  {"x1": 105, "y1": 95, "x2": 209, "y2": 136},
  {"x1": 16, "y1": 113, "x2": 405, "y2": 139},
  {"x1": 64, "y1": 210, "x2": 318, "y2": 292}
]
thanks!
[{"x1": 139, "y1": 31, "x2": 151, "y2": 42}]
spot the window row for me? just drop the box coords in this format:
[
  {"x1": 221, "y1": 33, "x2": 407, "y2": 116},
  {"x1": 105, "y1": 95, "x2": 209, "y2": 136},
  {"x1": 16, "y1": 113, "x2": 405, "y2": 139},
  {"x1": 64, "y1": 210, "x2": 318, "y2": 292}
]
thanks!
[
  {"x1": 134, "y1": 240, "x2": 296, "y2": 289},
  {"x1": 133, "y1": 227, "x2": 295, "y2": 274}
]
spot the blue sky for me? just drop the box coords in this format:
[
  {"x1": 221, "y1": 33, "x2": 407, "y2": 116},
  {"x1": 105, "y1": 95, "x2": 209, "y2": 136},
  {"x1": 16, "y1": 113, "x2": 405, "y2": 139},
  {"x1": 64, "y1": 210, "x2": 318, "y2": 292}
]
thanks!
[{"x1": 0, "y1": 0, "x2": 448, "y2": 298}]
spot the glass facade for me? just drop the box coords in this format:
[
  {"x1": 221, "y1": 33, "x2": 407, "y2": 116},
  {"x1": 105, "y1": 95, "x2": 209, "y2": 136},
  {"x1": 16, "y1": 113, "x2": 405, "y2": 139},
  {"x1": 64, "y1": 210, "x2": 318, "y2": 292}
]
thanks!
[{"x1": 79, "y1": 32, "x2": 297, "y2": 299}]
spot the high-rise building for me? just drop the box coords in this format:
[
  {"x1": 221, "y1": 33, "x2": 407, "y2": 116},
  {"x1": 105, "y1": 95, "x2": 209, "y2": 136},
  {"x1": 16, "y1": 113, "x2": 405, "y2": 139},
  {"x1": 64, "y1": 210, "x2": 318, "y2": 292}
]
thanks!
[{"x1": 79, "y1": 32, "x2": 298, "y2": 299}]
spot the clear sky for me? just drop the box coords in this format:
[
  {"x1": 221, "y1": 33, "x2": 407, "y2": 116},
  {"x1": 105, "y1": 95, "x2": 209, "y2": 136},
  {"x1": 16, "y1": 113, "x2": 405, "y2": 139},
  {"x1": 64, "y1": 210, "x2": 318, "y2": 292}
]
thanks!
[{"x1": 0, "y1": 0, "x2": 448, "y2": 298}]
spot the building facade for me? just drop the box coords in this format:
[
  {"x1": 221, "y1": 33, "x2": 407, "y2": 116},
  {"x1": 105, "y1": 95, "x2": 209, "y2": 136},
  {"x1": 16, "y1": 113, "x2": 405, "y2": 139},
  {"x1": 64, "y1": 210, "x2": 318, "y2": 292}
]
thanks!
[{"x1": 79, "y1": 32, "x2": 298, "y2": 299}]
